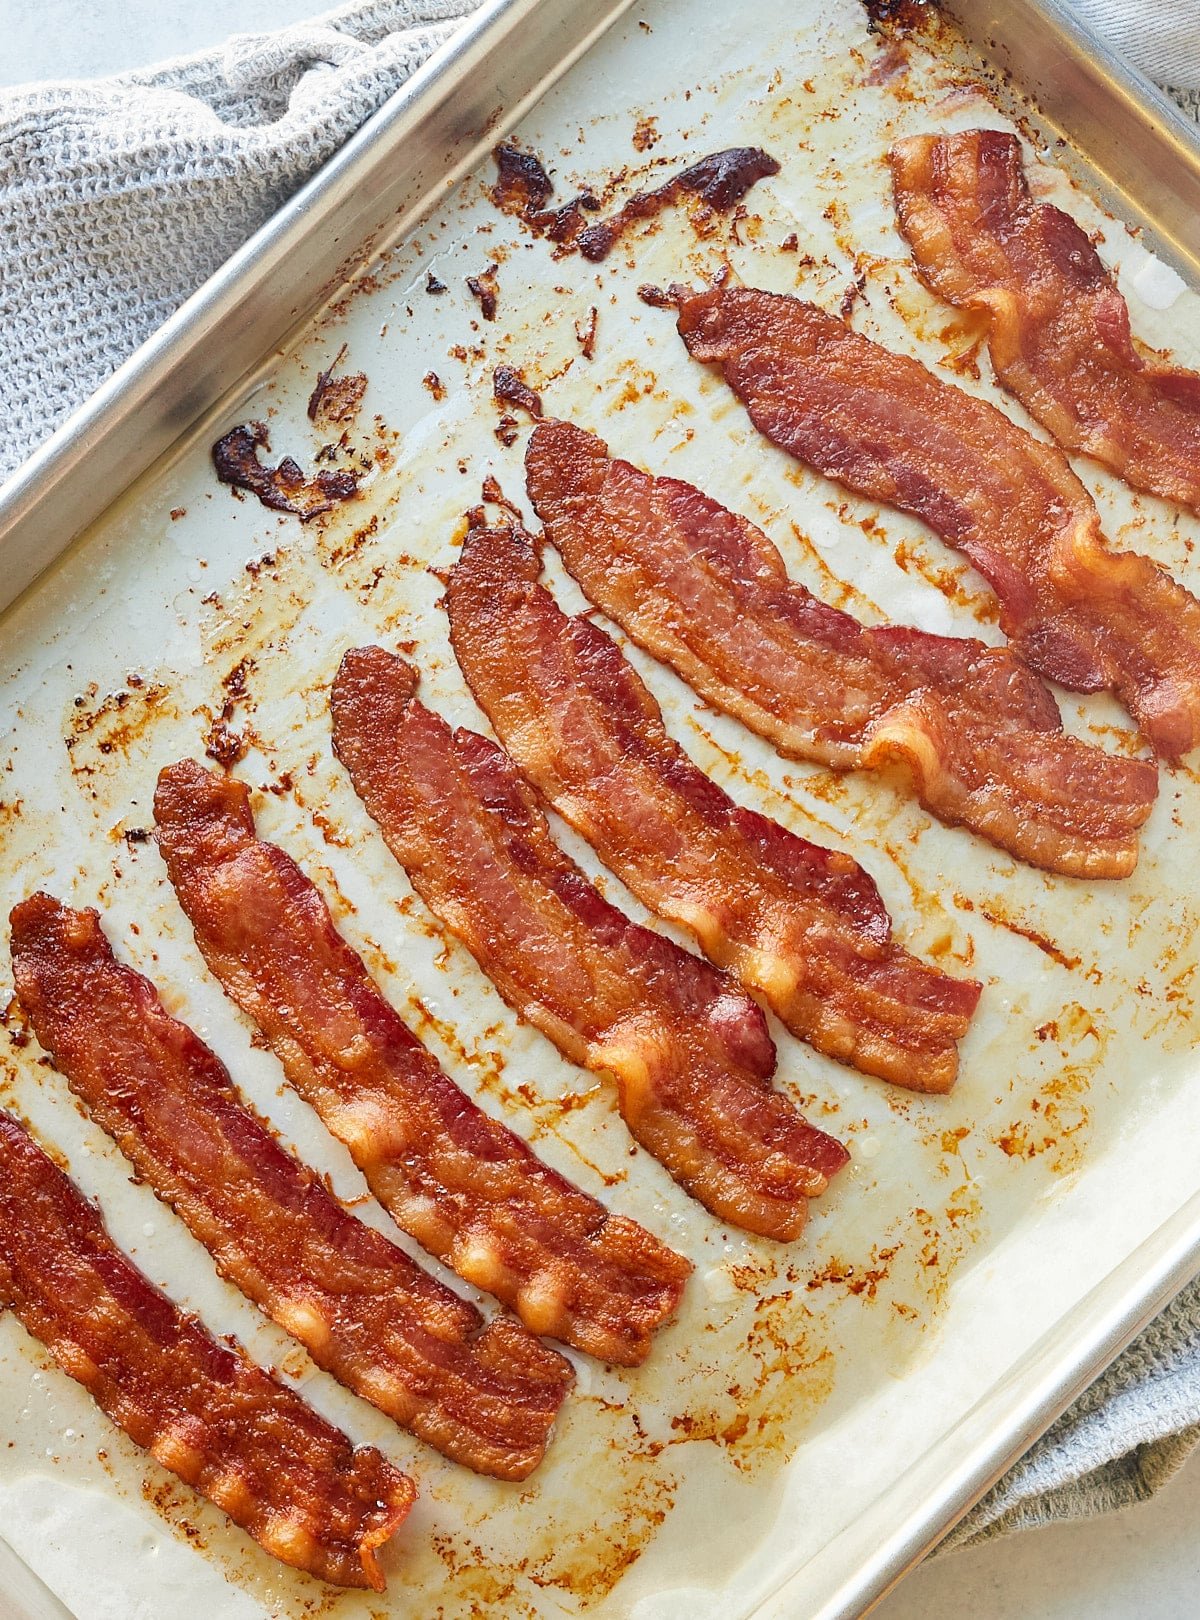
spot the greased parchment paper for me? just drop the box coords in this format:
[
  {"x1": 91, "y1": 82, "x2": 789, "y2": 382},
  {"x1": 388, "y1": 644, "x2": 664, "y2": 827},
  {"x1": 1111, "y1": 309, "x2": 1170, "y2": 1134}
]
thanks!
[{"x1": 2, "y1": 3, "x2": 1199, "y2": 1616}]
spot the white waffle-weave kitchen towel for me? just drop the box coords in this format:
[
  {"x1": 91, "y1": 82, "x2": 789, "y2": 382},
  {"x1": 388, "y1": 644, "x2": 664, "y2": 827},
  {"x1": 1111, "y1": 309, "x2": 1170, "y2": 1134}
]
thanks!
[{"x1": 1, "y1": 0, "x2": 1199, "y2": 1548}]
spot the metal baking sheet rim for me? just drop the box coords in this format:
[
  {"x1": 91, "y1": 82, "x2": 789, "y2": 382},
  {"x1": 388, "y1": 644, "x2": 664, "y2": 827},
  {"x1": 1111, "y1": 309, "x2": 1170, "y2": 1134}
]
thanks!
[{"x1": 2, "y1": 2, "x2": 1200, "y2": 1616}]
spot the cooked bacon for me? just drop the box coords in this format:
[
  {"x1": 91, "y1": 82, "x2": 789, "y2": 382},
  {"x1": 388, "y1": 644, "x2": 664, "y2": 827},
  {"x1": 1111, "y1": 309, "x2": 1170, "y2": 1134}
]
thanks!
[
  {"x1": 524, "y1": 419, "x2": 1157, "y2": 880},
  {"x1": 0, "y1": 1110, "x2": 414, "y2": 1590},
  {"x1": 153, "y1": 763, "x2": 690, "y2": 1366},
  {"x1": 891, "y1": 130, "x2": 1200, "y2": 514},
  {"x1": 673, "y1": 282, "x2": 1200, "y2": 760},
  {"x1": 212, "y1": 422, "x2": 360, "y2": 521},
  {"x1": 447, "y1": 515, "x2": 980, "y2": 1094},
  {"x1": 330, "y1": 646, "x2": 849, "y2": 1241},
  {"x1": 9, "y1": 894, "x2": 571, "y2": 1480}
]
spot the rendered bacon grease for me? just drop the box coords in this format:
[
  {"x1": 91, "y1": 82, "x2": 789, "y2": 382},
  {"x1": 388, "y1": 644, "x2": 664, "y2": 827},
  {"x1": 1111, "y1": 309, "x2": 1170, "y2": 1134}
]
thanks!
[
  {"x1": 0, "y1": 1110, "x2": 414, "y2": 1589},
  {"x1": 891, "y1": 129, "x2": 1200, "y2": 515},
  {"x1": 525, "y1": 419, "x2": 1157, "y2": 880},
  {"x1": 153, "y1": 761, "x2": 690, "y2": 1366},
  {"x1": 331, "y1": 646, "x2": 849, "y2": 1242},
  {"x1": 447, "y1": 512, "x2": 980, "y2": 1094},
  {"x1": 672, "y1": 282, "x2": 1200, "y2": 759},
  {"x1": 10, "y1": 894, "x2": 571, "y2": 1480}
]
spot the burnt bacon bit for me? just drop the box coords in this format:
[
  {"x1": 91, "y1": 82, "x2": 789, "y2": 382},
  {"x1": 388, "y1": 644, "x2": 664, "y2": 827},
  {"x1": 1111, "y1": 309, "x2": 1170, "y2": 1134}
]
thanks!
[
  {"x1": 488, "y1": 141, "x2": 776, "y2": 260},
  {"x1": 492, "y1": 365, "x2": 544, "y2": 421},
  {"x1": 492, "y1": 142, "x2": 555, "y2": 216},
  {"x1": 10, "y1": 892, "x2": 573, "y2": 1480},
  {"x1": 575, "y1": 147, "x2": 781, "y2": 262},
  {"x1": 331, "y1": 646, "x2": 849, "y2": 1241},
  {"x1": 211, "y1": 422, "x2": 360, "y2": 521},
  {"x1": 466, "y1": 264, "x2": 500, "y2": 321},
  {"x1": 0, "y1": 1112, "x2": 415, "y2": 1591},
  {"x1": 523, "y1": 419, "x2": 1158, "y2": 881},
  {"x1": 425, "y1": 270, "x2": 447, "y2": 294},
  {"x1": 153, "y1": 761, "x2": 690, "y2": 1367},
  {"x1": 575, "y1": 305, "x2": 599, "y2": 360},
  {"x1": 306, "y1": 344, "x2": 368, "y2": 430}
]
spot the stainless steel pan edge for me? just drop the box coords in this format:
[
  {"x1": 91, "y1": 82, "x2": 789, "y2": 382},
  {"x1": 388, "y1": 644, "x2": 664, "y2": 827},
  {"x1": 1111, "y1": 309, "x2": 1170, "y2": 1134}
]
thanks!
[
  {"x1": 0, "y1": 0, "x2": 635, "y2": 619},
  {"x1": 762, "y1": 1192, "x2": 1200, "y2": 1620},
  {"x1": 942, "y1": 0, "x2": 1200, "y2": 275}
]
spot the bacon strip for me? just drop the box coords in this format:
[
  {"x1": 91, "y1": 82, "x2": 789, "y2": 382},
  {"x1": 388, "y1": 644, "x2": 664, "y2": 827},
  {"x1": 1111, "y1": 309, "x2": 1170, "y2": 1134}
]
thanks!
[
  {"x1": 330, "y1": 646, "x2": 849, "y2": 1241},
  {"x1": 891, "y1": 129, "x2": 1200, "y2": 515},
  {"x1": 673, "y1": 282, "x2": 1200, "y2": 760},
  {"x1": 0, "y1": 1110, "x2": 413, "y2": 1589},
  {"x1": 525, "y1": 419, "x2": 1157, "y2": 880},
  {"x1": 10, "y1": 894, "x2": 571, "y2": 1480},
  {"x1": 153, "y1": 763, "x2": 690, "y2": 1366},
  {"x1": 447, "y1": 514, "x2": 980, "y2": 1094}
]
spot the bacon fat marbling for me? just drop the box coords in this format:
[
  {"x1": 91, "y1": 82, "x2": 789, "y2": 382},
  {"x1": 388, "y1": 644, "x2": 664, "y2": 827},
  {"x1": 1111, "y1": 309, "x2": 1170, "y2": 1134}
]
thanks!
[
  {"x1": 0, "y1": 1110, "x2": 414, "y2": 1589},
  {"x1": 447, "y1": 513, "x2": 980, "y2": 1094},
  {"x1": 525, "y1": 418, "x2": 1157, "y2": 879},
  {"x1": 10, "y1": 894, "x2": 571, "y2": 1480},
  {"x1": 331, "y1": 644, "x2": 849, "y2": 1241},
  {"x1": 153, "y1": 763, "x2": 690, "y2": 1365},
  {"x1": 891, "y1": 129, "x2": 1200, "y2": 515},
  {"x1": 674, "y1": 281, "x2": 1200, "y2": 759}
]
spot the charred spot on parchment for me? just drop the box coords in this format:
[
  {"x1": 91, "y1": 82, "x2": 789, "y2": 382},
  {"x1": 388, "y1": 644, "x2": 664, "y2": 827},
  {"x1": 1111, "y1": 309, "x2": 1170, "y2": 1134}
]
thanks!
[
  {"x1": 466, "y1": 264, "x2": 500, "y2": 321},
  {"x1": 306, "y1": 344, "x2": 368, "y2": 430},
  {"x1": 211, "y1": 422, "x2": 361, "y2": 521}
]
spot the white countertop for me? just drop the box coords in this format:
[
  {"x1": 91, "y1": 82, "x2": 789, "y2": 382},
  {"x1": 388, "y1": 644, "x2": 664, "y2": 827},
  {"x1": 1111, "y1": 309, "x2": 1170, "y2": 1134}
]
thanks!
[{"x1": 3, "y1": 4, "x2": 1198, "y2": 1617}]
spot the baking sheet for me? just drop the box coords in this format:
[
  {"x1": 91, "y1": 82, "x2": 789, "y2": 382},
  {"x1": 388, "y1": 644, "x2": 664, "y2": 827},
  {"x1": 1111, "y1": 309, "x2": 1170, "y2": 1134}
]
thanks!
[{"x1": 2, "y1": 2, "x2": 1200, "y2": 1617}]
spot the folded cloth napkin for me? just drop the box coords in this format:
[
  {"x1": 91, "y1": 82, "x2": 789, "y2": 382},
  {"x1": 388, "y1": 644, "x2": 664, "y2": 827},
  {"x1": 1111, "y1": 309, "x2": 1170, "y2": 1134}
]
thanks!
[{"x1": 1, "y1": 0, "x2": 1198, "y2": 1550}]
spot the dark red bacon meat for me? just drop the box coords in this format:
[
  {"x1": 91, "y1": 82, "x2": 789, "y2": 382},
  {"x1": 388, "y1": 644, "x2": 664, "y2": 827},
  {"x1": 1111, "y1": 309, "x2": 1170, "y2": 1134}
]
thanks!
[
  {"x1": 891, "y1": 129, "x2": 1200, "y2": 515},
  {"x1": 153, "y1": 762, "x2": 689, "y2": 1366},
  {"x1": 10, "y1": 894, "x2": 570, "y2": 1480},
  {"x1": 0, "y1": 1110, "x2": 414, "y2": 1589},
  {"x1": 447, "y1": 513, "x2": 980, "y2": 1094},
  {"x1": 525, "y1": 419, "x2": 1157, "y2": 879},
  {"x1": 330, "y1": 645, "x2": 849, "y2": 1241},
  {"x1": 673, "y1": 281, "x2": 1200, "y2": 759}
]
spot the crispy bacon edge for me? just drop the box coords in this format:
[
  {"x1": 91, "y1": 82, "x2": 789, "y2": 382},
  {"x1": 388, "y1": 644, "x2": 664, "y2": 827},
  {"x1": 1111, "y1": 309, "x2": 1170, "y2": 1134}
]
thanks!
[
  {"x1": 672, "y1": 280, "x2": 1200, "y2": 761},
  {"x1": 330, "y1": 643, "x2": 850, "y2": 1242},
  {"x1": 152, "y1": 762, "x2": 691, "y2": 1367},
  {"x1": 10, "y1": 893, "x2": 572, "y2": 1481},
  {"x1": 446, "y1": 509, "x2": 981, "y2": 1094},
  {"x1": 524, "y1": 417, "x2": 1158, "y2": 881},
  {"x1": 891, "y1": 129, "x2": 1200, "y2": 515},
  {"x1": 0, "y1": 1109, "x2": 414, "y2": 1590}
]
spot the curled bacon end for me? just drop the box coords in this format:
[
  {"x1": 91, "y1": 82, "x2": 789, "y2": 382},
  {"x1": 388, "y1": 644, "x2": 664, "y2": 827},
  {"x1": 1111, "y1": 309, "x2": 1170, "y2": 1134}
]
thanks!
[
  {"x1": 447, "y1": 512, "x2": 980, "y2": 1094},
  {"x1": 673, "y1": 281, "x2": 1200, "y2": 761},
  {"x1": 331, "y1": 643, "x2": 849, "y2": 1241},
  {"x1": 525, "y1": 419, "x2": 1158, "y2": 880},
  {"x1": 0, "y1": 1111, "x2": 414, "y2": 1591},
  {"x1": 891, "y1": 129, "x2": 1200, "y2": 516},
  {"x1": 153, "y1": 762, "x2": 690, "y2": 1366},
  {"x1": 10, "y1": 893, "x2": 571, "y2": 1480}
]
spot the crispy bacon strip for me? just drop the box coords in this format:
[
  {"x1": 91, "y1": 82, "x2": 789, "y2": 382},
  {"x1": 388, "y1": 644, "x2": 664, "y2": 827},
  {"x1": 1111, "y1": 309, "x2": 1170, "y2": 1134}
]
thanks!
[
  {"x1": 153, "y1": 763, "x2": 690, "y2": 1366},
  {"x1": 673, "y1": 282, "x2": 1200, "y2": 760},
  {"x1": 10, "y1": 895, "x2": 570, "y2": 1480},
  {"x1": 330, "y1": 646, "x2": 849, "y2": 1241},
  {"x1": 891, "y1": 129, "x2": 1200, "y2": 515},
  {"x1": 525, "y1": 419, "x2": 1157, "y2": 880},
  {"x1": 447, "y1": 514, "x2": 980, "y2": 1094},
  {"x1": 0, "y1": 1110, "x2": 414, "y2": 1589}
]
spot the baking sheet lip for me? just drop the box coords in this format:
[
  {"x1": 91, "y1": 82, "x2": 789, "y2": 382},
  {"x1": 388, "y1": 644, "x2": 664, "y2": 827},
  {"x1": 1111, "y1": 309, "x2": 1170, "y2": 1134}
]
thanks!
[
  {"x1": 0, "y1": 0, "x2": 639, "y2": 619},
  {"x1": 784, "y1": 1190, "x2": 1200, "y2": 1620}
]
